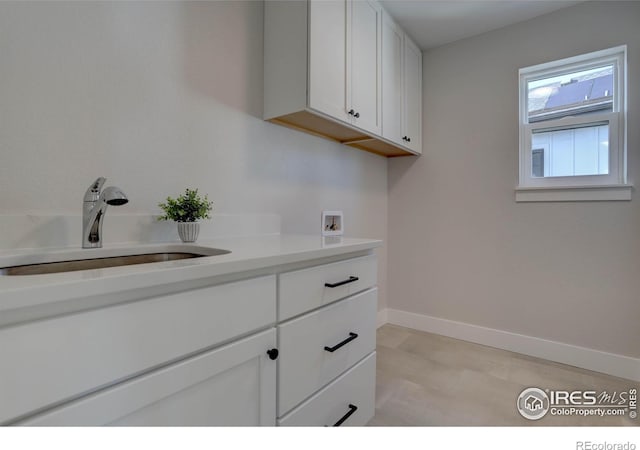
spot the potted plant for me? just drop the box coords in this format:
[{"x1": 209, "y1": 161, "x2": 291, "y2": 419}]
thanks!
[{"x1": 158, "y1": 188, "x2": 213, "y2": 243}]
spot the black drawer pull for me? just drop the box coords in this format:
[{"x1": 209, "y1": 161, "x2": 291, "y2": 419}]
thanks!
[
  {"x1": 324, "y1": 276, "x2": 359, "y2": 288},
  {"x1": 333, "y1": 404, "x2": 358, "y2": 426},
  {"x1": 324, "y1": 332, "x2": 358, "y2": 352}
]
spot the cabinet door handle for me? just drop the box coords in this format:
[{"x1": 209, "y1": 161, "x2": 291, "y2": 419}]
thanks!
[
  {"x1": 266, "y1": 348, "x2": 279, "y2": 360},
  {"x1": 332, "y1": 404, "x2": 358, "y2": 426},
  {"x1": 348, "y1": 109, "x2": 355, "y2": 116},
  {"x1": 324, "y1": 276, "x2": 359, "y2": 288},
  {"x1": 354, "y1": 112, "x2": 360, "y2": 118},
  {"x1": 407, "y1": 137, "x2": 411, "y2": 142},
  {"x1": 324, "y1": 332, "x2": 358, "y2": 352}
]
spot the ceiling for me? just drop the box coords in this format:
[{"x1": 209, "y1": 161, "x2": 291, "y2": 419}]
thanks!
[{"x1": 379, "y1": 1, "x2": 583, "y2": 50}]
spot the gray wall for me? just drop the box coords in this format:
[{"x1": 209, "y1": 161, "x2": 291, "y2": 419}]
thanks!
[
  {"x1": 0, "y1": 1, "x2": 388, "y2": 309},
  {"x1": 388, "y1": 1, "x2": 640, "y2": 357}
]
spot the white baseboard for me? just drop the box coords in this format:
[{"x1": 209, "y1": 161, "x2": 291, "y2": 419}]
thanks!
[
  {"x1": 378, "y1": 308, "x2": 640, "y2": 382},
  {"x1": 376, "y1": 308, "x2": 388, "y2": 329}
]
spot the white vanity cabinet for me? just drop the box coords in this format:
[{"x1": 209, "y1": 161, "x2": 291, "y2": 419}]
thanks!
[
  {"x1": 381, "y1": 10, "x2": 423, "y2": 154},
  {"x1": 265, "y1": 0, "x2": 419, "y2": 157},
  {"x1": 20, "y1": 329, "x2": 277, "y2": 426},
  {"x1": 278, "y1": 254, "x2": 377, "y2": 321},
  {"x1": 1, "y1": 243, "x2": 379, "y2": 427},
  {"x1": 3, "y1": 276, "x2": 278, "y2": 426},
  {"x1": 276, "y1": 256, "x2": 378, "y2": 426},
  {"x1": 279, "y1": 353, "x2": 376, "y2": 427}
]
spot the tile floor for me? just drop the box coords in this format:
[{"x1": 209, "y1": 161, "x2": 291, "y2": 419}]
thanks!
[{"x1": 369, "y1": 324, "x2": 638, "y2": 426}]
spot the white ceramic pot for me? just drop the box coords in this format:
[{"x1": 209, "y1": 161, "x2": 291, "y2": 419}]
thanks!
[{"x1": 177, "y1": 222, "x2": 200, "y2": 243}]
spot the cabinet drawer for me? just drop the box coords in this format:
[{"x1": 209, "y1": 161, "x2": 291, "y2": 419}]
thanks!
[
  {"x1": 19, "y1": 329, "x2": 277, "y2": 426},
  {"x1": 278, "y1": 288, "x2": 377, "y2": 416},
  {"x1": 278, "y1": 254, "x2": 376, "y2": 320},
  {"x1": 278, "y1": 352, "x2": 376, "y2": 426},
  {"x1": 0, "y1": 275, "x2": 276, "y2": 424}
]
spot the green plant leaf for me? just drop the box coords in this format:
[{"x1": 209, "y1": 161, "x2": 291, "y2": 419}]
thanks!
[{"x1": 157, "y1": 188, "x2": 213, "y2": 222}]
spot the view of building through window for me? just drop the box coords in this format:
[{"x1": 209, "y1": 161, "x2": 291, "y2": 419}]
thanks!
[
  {"x1": 527, "y1": 65, "x2": 613, "y2": 122},
  {"x1": 526, "y1": 65, "x2": 613, "y2": 177},
  {"x1": 531, "y1": 124, "x2": 609, "y2": 178}
]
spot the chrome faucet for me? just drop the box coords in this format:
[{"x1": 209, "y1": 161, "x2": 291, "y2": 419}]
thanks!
[{"x1": 82, "y1": 177, "x2": 128, "y2": 248}]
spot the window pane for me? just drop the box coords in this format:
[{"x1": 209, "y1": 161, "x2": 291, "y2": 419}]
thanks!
[
  {"x1": 532, "y1": 148, "x2": 544, "y2": 177},
  {"x1": 531, "y1": 124, "x2": 609, "y2": 177},
  {"x1": 527, "y1": 66, "x2": 613, "y2": 123}
]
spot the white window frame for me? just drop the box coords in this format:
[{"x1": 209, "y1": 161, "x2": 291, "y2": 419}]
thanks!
[{"x1": 516, "y1": 46, "x2": 631, "y2": 202}]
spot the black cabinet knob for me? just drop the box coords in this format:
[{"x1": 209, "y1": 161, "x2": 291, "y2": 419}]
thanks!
[
  {"x1": 402, "y1": 136, "x2": 408, "y2": 141},
  {"x1": 407, "y1": 137, "x2": 411, "y2": 142},
  {"x1": 266, "y1": 348, "x2": 279, "y2": 360},
  {"x1": 354, "y1": 112, "x2": 360, "y2": 118},
  {"x1": 348, "y1": 109, "x2": 355, "y2": 116}
]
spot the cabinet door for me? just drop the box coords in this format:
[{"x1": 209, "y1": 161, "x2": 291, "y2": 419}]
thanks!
[
  {"x1": 19, "y1": 329, "x2": 277, "y2": 426},
  {"x1": 308, "y1": 0, "x2": 349, "y2": 123},
  {"x1": 278, "y1": 254, "x2": 377, "y2": 321},
  {"x1": 278, "y1": 352, "x2": 376, "y2": 427},
  {"x1": 381, "y1": 11, "x2": 403, "y2": 145},
  {"x1": 0, "y1": 275, "x2": 275, "y2": 425},
  {"x1": 403, "y1": 34, "x2": 422, "y2": 153},
  {"x1": 348, "y1": 0, "x2": 382, "y2": 135},
  {"x1": 278, "y1": 288, "x2": 377, "y2": 416}
]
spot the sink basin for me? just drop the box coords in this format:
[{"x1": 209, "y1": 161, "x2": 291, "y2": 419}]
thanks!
[{"x1": 0, "y1": 245, "x2": 231, "y2": 276}]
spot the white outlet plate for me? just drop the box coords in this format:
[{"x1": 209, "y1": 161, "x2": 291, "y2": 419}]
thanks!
[{"x1": 321, "y1": 211, "x2": 343, "y2": 236}]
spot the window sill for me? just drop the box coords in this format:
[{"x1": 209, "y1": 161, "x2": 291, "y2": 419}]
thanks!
[{"x1": 515, "y1": 184, "x2": 633, "y2": 202}]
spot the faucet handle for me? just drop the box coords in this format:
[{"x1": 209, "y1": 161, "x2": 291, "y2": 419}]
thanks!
[{"x1": 84, "y1": 177, "x2": 106, "y2": 202}]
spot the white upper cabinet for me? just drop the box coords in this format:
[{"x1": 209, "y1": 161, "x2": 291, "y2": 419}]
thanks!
[
  {"x1": 403, "y1": 33, "x2": 422, "y2": 154},
  {"x1": 308, "y1": 0, "x2": 349, "y2": 123},
  {"x1": 381, "y1": 12, "x2": 403, "y2": 145},
  {"x1": 309, "y1": 0, "x2": 381, "y2": 135},
  {"x1": 381, "y1": 11, "x2": 422, "y2": 154},
  {"x1": 264, "y1": 0, "x2": 420, "y2": 157},
  {"x1": 348, "y1": 0, "x2": 382, "y2": 135}
]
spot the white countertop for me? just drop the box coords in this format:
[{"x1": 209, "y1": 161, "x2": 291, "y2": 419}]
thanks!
[{"x1": 0, "y1": 235, "x2": 381, "y2": 316}]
